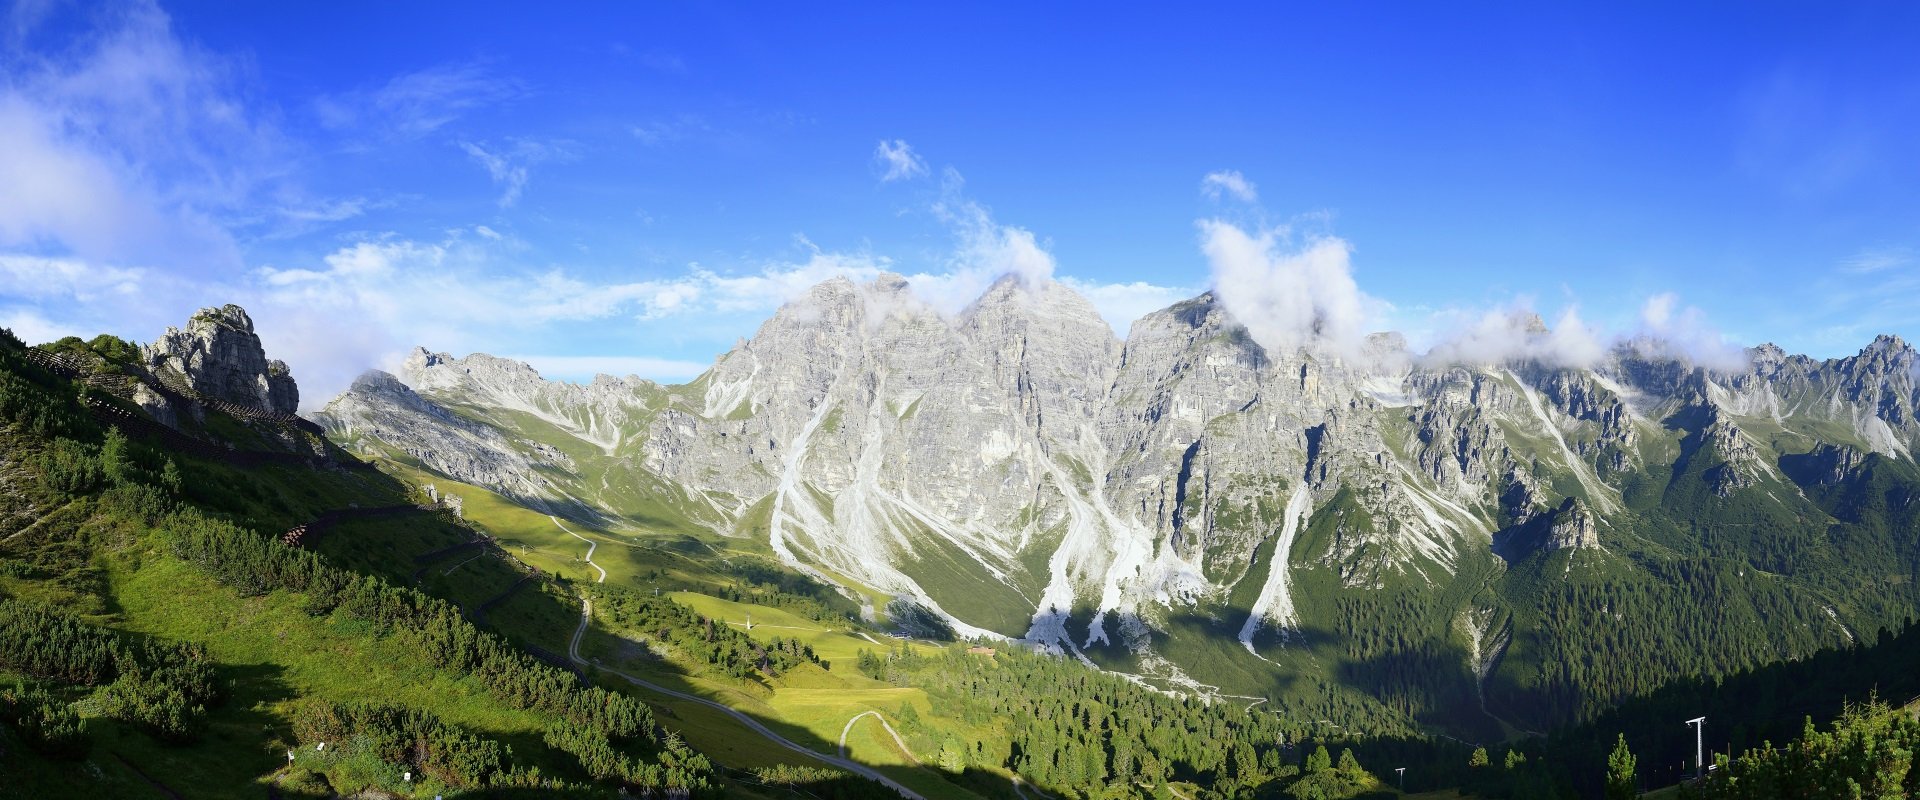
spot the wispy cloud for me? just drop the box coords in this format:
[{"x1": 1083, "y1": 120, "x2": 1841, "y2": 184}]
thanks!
[
  {"x1": 1193, "y1": 172, "x2": 1760, "y2": 370},
  {"x1": 460, "y1": 139, "x2": 567, "y2": 207},
  {"x1": 0, "y1": 306, "x2": 70, "y2": 346},
  {"x1": 0, "y1": 0, "x2": 274, "y2": 271},
  {"x1": 243, "y1": 234, "x2": 904, "y2": 400},
  {"x1": 631, "y1": 113, "x2": 712, "y2": 146},
  {"x1": 931, "y1": 168, "x2": 1054, "y2": 290},
  {"x1": 0, "y1": 254, "x2": 144, "y2": 301},
  {"x1": 236, "y1": 188, "x2": 1187, "y2": 403},
  {"x1": 1800, "y1": 246, "x2": 1920, "y2": 353},
  {"x1": 1419, "y1": 303, "x2": 1606, "y2": 369},
  {"x1": 315, "y1": 61, "x2": 523, "y2": 141},
  {"x1": 874, "y1": 139, "x2": 928, "y2": 182},
  {"x1": 1625, "y1": 291, "x2": 1748, "y2": 369},
  {"x1": 1201, "y1": 170, "x2": 1258, "y2": 203},
  {"x1": 275, "y1": 197, "x2": 371, "y2": 224},
  {"x1": 1840, "y1": 246, "x2": 1912, "y2": 274}
]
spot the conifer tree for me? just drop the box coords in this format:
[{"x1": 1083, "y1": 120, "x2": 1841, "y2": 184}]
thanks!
[
  {"x1": 1336, "y1": 747, "x2": 1363, "y2": 778},
  {"x1": 1306, "y1": 744, "x2": 1332, "y2": 773},
  {"x1": 1606, "y1": 734, "x2": 1637, "y2": 800}
]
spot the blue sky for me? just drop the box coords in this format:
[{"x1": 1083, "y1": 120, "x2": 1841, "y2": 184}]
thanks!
[{"x1": 2, "y1": 1, "x2": 1917, "y2": 407}]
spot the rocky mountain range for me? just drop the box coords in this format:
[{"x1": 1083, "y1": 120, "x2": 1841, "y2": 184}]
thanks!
[{"x1": 316, "y1": 274, "x2": 1920, "y2": 732}]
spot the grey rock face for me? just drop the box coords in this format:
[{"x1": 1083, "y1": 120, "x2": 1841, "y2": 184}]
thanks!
[
  {"x1": 144, "y1": 304, "x2": 300, "y2": 414},
  {"x1": 398, "y1": 348, "x2": 661, "y2": 456},
  {"x1": 316, "y1": 370, "x2": 560, "y2": 502},
  {"x1": 1544, "y1": 497, "x2": 1600, "y2": 551},
  {"x1": 317, "y1": 275, "x2": 1920, "y2": 659},
  {"x1": 1689, "y1": 403, "x2": 1767, "y2": 497},
  {"x1": 1800, "y1": 443, "x2": 1867, "y2": 486},
  {"x1": 131, "y1": 382, "x2": 180, "y2": 429}
]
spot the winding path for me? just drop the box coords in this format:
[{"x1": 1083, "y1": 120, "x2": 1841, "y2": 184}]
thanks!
[
  {"x1": 839, "y1": 710, "x2": 920, "y2": 764},
  {"x1": 548, "y1": 516, "x2": 924, "y2": 799},
  {"x1": 552, "y1": 515, "x2": 607, "y2": 584}
]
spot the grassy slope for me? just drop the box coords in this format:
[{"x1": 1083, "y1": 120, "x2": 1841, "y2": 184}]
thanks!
[
  {"x1": 570, "y1": 593, "x2": 1002, "y2": 799},
  {"x1": 0, "y1": 507, "x2": 581, "y2": 799},
  {"x1": 375, "y1": 459, "x2": 1009, "y2": 797}
]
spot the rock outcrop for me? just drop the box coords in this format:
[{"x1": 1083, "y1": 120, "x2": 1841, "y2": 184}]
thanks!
[
  {"x1": 145, "y1": 304, "x2": 299, "y2": 414},
  {"x1": 1801, "y1": 442, "x2": 1868, "y2": 486},
  {"x1": 1544, "y1": 497, "x2": 1600, "y2": 551}
]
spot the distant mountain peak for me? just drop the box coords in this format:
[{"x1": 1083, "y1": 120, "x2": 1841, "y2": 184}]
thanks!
[{"x1": 1866, "y1": 333, "x2": 1913, "y2": 357}]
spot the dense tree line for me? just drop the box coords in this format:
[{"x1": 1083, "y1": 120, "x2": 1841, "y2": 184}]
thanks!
[
  {"x1": 1309, "y1": 587, "x2": 1484, "y2": 730},
  {"x1": 1681, "y1": 700, "x2": 1920, "y2": 799},
  {"x1": 716, "y1": 557, "x2": 862, "y2": 622},
  {"x1": 589, "y1": 583, "x2": 823, "y2": 679},
  {"x1": 291, "y1": 700, "x2": 561, "y2": 790},
  {"x1": 44, "y1": 334, "x2": 143, "y2": 369},
  {"x1": 745, "y1": 764, "x2": 899, "y2": 799},
  {"x1": 1495, "y1": 556, "x2": 1853, "y2": 729},
  {"x1": 709, "y1": 581, "x2": 845, "y2": 624},
  {"x1": 0, "y1": 598, "x2": 221, "y2": 742},
  {"x1": 862, "y1": 642, "x2": 1398, "y2": 799},
  {"x1": 635, "y1": 557, "x2": 861, "y2": 626},
  {"x1": 1545, "y1": 617, "x2": 1920, "y2": 796}
]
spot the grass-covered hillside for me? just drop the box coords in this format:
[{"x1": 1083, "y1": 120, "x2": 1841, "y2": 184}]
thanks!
[{"x1": 0, "y1": 329, "x2": 784, "y2": 798}]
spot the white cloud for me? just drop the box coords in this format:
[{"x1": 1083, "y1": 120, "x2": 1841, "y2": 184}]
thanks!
[
  {"x1": 1061, "y1": 278, "x2": 1195, "y2": 338},
  {"x1": 1419, "y1": 304, "x2": 1606, "y2": 369},
  {"x1": 0, "y1": 96, "x2": 203, "y2": 263},
  {"x1": 1201, "y1": 170, "x2": 1258, "y2": 203},
  {"x1": 227, "y1": 212, "x2": 1188, "y2": 405},
  {"x1": 0, "y1": 307, "x2": 72, "y2": 346},
  {"x1": 1199, "y1": 219, "x2": 1376, "y2": 358},
  {"x1": 235, "y1": 234, "x2": 899, "y2": 403},
  {"x1": 932, "y1": 169, "x2": 1055, "y2": 291},
  {"x1": 460, "y1": 139, "x2": 566, "y2": 208},
  {"x1": 874, "y1": 139, "x2": 928, "y2": 182},
  {"x1": 0, "y1": 254, "x2": 144, "y2": 300},
  {"x1": 1640, "y1": 291, "x2": 1678, "y2": 328},
  {"x1": 274, "y1": 197, "x2": 370, "y2": 224},
  {"x1": 0, "y1": 1, "x2": 263, "y2": 271},
  {"x1": 1630, "y1": 292, "x2": 1749, "y2": 370},
  {"x1": 632, "y1": 114, "x2": 712, "y2": 146},
  {"x1": 316, "y1": 61, "x2": 522, "y2": 140},
  {"x1": 1840, "y1": 246, "x2": 1912, "y2": 274}
]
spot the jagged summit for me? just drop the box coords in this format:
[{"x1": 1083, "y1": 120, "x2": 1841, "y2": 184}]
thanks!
[
  {"x1": 144, "y1": 303, "x2": 300, "y2": 415},
  {"x1": 1867, "y1": 332, "x2": 1912, "y2": 354}
]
